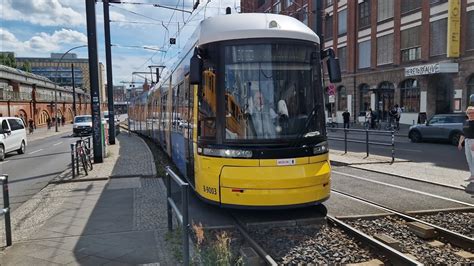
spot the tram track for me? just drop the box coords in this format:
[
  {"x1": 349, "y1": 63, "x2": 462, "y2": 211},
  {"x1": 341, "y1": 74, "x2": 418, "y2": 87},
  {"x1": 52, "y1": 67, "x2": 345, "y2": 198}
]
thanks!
[
  {"x1": 332, "y1": 189, "x2": 474, "y2": 264},
  {"x1": 229, "y1": 209, "x2": 421, "y2": 265}
]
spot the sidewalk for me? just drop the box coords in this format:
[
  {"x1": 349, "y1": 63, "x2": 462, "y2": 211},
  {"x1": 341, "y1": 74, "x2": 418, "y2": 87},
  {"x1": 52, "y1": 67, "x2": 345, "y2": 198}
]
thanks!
[
  {"x1": 0, "y1": 133, "x2": 177, "y2": 265},
  {"x1": 26, "y1": 124, "x2": 73, "y2": 142},
  {"x1": 330, "y1": 149, "x2": 470, "y2": 190}
]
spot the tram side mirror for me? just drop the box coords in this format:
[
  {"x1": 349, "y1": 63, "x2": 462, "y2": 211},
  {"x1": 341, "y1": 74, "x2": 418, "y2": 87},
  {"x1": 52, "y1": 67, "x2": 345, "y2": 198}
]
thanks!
[
  {"x1": 327, "y1": 57, "x2": 342, "y2": 83},
  {"x1": 190, "y1": 48, "x2": 202, "y2": 85}
]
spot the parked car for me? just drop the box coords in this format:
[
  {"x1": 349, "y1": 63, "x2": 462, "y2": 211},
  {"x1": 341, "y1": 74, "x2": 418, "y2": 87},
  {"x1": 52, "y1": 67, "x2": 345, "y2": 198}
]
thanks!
[
  {"x1": 408, "y1": 113, "x2": 465, "y2": 145},
  {"x1": 73, "y1": 115, "x2": 92, "y2": 137},
  {"x1": 0, "y1": 117, "x2": 27, "y2": 161},
  {"x1": 103, "y1": 111, "x2": 120, "y2": 123}
]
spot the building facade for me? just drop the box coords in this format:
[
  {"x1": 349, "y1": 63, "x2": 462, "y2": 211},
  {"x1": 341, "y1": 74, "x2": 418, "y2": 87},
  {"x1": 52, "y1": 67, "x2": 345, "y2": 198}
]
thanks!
[
  {"x1": 241, "y1": 0, "x2": 474, "y2": 125},
  {"x1": 0, "y1": 65, "x2": 91, "y2": 126},
  {"x1": 16, "y1": 53, "x2": 106, "y2": 100}
]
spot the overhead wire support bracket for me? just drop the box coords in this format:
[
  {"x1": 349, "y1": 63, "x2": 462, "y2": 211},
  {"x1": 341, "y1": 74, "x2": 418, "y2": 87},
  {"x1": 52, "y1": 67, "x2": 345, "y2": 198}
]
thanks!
[{"x1": 110, "y1": 1, "x2": 193, "y2": 13}]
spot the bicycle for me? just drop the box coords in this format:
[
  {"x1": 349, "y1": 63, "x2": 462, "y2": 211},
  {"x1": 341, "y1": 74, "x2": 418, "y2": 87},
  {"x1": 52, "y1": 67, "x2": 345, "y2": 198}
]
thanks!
[{"x1": 76, "y1": 138, "x2": 93, "y2": 175}]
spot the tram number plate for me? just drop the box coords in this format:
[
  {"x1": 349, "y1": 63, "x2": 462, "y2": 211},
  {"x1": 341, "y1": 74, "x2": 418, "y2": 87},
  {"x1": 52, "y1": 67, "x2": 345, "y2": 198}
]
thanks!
[
  {"x1": 277, "y1": 159, "x2": 296, "y2": 166},
  {"x1": 203, "y1": 186, "x2": 217, "y2": 195}
]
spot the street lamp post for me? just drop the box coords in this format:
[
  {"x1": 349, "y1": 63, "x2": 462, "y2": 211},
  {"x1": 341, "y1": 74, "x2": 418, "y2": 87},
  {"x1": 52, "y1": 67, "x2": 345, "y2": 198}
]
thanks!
[{"x1": 54, "y1": 45, "x2": 87, "y2": 132}]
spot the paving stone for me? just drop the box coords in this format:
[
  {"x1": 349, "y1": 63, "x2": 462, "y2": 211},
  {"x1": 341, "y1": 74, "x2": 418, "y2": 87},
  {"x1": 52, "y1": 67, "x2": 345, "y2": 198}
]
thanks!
[{"x1": 66, "y1": 255, "x2": 111, "y2": 266}]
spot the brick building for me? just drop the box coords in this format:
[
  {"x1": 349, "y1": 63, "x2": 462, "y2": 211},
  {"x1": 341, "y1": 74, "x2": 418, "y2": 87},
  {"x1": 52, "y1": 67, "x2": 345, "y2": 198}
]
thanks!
[
  {"x1": 15, "y1": 53, "x2": 107, "y2": 103},
  {"x1": 0, "y1": 64, "x2": 91, "y2": 127},
  {"x1": 241, "y1": 0, "x2": 474, "y2": 125}
]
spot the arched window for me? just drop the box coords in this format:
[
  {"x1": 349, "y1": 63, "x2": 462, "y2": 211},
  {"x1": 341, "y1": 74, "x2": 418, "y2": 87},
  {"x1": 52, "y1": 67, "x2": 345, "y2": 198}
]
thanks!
[
  {"x1": 400, "y1": 79, "x2": 420, "y2": 112},
  {"x1": 359, "y1": 84, "x2": 370, "y2": 115},
  {"x1": 39, "y1": 110, "x2": 50, "y2": 126},
  {"x1": 467, "y1": 75, "x2": 474, "y2": 106},
  {"x1": 337, "y1": 86, "x2": 347, "y2": 111}
]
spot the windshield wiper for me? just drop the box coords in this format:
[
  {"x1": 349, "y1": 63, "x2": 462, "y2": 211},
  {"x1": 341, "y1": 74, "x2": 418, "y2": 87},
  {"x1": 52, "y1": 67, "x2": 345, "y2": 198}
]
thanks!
[{"x1": 291, "y1": 105, "x2": 321, "y2": 147}]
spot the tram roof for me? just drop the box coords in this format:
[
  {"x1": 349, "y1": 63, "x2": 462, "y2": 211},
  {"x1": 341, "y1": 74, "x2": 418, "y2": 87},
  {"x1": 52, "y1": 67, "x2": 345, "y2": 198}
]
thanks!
[{"x1": 198, "y1": 13, "x2": 320, "y2": 45}]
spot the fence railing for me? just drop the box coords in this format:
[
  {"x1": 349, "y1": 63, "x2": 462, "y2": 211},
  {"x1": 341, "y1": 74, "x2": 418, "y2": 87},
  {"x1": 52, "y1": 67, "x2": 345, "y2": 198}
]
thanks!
[
  {"x1": 165, "y1": 166, "x2": 190, "y2": 266},
  {"x1": 0, "y1": 91, "x2": 32, "y2": 101},
  {"x1": 0, "y1": 175, "x2": 12, "y2": 247},
  {"x1": 327, "y1": 128, "x2": 395, "y2": 163},
  {"x1": 70, "y1": 137, "x2": 92, "y2": 178}
]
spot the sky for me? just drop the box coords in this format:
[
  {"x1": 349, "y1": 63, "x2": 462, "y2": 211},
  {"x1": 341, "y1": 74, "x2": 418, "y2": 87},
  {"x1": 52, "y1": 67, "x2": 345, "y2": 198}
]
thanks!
[{"x1": 0, "y1": 0, "x2": 240, "y2": 85}]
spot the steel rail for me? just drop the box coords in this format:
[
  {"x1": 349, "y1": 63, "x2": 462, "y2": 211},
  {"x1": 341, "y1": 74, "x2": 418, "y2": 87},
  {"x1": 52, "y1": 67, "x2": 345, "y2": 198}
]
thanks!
[
  {"x1": 230, "y1": 214, "x2": 278, "y2": 266},
  {"x1": 326, "y1": 215, "x2": 421, "y2": 265},
  {"x1": 332, "y1": 189, "x2": 474, "y2": 251}
]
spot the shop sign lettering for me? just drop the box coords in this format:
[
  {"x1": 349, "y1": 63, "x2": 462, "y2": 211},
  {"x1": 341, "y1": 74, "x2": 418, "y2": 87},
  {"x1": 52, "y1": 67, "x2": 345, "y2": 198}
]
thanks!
[{"x1": 405, "y1": 64, "x2": 440, "y2": 77}]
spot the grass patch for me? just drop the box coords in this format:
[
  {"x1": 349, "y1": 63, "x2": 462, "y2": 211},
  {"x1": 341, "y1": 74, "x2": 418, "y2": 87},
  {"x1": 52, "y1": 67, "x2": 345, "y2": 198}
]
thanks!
[{"x1": 192, "y1": 223, "x2": 242, "y2": 266}]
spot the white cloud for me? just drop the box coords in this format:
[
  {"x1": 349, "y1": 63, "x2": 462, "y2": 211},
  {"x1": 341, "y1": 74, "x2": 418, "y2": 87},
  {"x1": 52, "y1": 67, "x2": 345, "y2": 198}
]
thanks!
[
  {"x1": 0, "y1": 0, "x2": 85, "y2": 26},
  {"x1": 0, "y1": 28, "x2": 87, "y2": 55}
]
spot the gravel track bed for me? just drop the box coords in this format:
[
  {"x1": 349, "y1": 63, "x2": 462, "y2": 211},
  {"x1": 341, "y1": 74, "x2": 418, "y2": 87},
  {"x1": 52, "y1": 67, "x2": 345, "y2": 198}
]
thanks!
[
  {"x1": 414, "y1": 212, "x2": 474, "y2": 238},
  {"x1": 250, "y1": 225, "x2": 385, "y2": 264},
  {"x1": 347, "y1": 216, "x2": 473, "y2": 264}
]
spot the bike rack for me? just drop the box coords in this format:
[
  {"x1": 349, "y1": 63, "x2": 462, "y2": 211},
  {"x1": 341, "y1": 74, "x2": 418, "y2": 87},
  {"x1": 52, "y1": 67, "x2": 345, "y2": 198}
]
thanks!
[
  {"x1": 70, "y1": 137, "x2": 93, "y2": 178},
  {"x1": 328, "y1": 128, "x2": 395, "y2": 163}
]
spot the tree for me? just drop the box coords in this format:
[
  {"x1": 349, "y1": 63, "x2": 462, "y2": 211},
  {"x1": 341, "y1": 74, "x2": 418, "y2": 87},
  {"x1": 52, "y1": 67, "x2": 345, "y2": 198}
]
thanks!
[
  {"x1": 0, "y1": 53, "x2": 17, "y2": 68},
  {"x1": 21, "y1": 61, "x2": 32, "y2": 72}
]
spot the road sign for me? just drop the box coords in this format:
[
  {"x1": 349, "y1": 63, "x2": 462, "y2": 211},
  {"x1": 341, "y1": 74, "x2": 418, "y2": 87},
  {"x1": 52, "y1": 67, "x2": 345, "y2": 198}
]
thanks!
[
  {"x1": 329, "y1": 95, "x2": 335, "y2": 103},
  {"x1": 327, "y1": 84, "x2": 336, "y2": 96}
]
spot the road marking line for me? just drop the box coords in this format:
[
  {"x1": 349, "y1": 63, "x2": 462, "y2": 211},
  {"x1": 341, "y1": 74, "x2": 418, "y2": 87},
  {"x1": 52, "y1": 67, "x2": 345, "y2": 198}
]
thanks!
[
  {"x1": 0, "y1": 161, "x2": 9, "y2": 165},
  {"x1": 28, "y1": 149, "x2": 43, "y2": 155},
  {"x1": 370, "y1": 146, "x2": 422, "y2": 153},
  {"x1": 53, "y1": 142, "x2": 63, "y2": 146},
  {"x1": 332, "y1": 170, "x2": 474, "y2": 207}
]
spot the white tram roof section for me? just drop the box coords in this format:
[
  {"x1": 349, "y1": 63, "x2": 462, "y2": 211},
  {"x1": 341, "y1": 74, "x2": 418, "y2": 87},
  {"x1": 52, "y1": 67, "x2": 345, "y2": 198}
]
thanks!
[{"x1": 198, "y1": 13, "x2": 320, "y2": 45}]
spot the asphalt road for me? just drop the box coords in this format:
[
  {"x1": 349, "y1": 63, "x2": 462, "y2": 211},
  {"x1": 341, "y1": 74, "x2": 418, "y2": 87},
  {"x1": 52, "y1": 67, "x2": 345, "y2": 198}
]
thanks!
[
  {"x1": 326, "y1": 165, "x2": 474, "y2": 217},
  {"x1": 0, "y1": 131, "x2": 81, "y2": 211},
  {"x1": 327, "y1": 130, "x2": 467, "y2": 171}
]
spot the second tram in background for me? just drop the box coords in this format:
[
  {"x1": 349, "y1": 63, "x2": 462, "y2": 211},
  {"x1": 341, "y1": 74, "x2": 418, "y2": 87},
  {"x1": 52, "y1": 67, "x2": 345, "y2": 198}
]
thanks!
[{"x1": 130, "y1": 11, "x2": 341, "y2": 208}]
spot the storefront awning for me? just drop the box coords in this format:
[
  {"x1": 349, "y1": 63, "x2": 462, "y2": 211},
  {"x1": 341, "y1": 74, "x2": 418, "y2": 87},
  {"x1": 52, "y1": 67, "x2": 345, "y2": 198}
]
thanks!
[{"x1": 405, "y1": 62, "x2": 459, "y2": 77}]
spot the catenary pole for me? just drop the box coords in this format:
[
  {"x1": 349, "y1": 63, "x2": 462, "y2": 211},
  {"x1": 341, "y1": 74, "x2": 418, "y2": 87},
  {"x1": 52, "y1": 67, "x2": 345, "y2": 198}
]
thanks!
[
  {"x1": 72, "y1": 63, "x2": 77, "y2": 117},
  {"x1": 103, "y1": 0, "x2": 116, "y2": 144},
  {"x1": 85, "y1": 0, "x2": 103, "y2": 163}
]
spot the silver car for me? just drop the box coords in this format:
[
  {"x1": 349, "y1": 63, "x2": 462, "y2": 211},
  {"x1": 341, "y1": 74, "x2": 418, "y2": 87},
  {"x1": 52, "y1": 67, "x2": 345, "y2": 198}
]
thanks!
[{"x1": 408, "y1": 114, "x2": 465, "y2": 145}]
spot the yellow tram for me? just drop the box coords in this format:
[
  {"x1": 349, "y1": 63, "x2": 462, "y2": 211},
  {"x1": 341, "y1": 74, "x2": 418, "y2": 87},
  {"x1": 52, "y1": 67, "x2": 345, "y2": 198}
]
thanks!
[{"x1": 130, "y1": 12, "x2": 341, "y2": 208}]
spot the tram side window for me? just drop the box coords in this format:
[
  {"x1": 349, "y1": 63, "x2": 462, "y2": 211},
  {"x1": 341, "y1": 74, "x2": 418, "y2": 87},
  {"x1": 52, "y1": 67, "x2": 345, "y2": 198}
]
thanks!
[{"x1": 199, "y1": 66, "x2": 217, "y2": 139}]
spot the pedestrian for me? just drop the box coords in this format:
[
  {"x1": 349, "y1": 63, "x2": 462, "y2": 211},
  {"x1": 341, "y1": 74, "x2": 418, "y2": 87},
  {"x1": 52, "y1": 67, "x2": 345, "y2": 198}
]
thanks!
[
  {"x1": 388, "y1": 105, "x2": 397, "y2": 129},
  {"x1": 365, "y1": 108, "x2": 372, "y2": 129},
  {"x1": 342, "y1": 109, "x2": 350, "y2": 129},
  {"x1": 395, "y1": 104, "x2": 402, "y2": 130},
  {"x1": 458, "y1": 105, "x2": 474, "y2": 191},
  {"x1": 28, "y1": 119, "x2": 34, "y2": 134},
  {"x1": 62, "y1": 116, "x2": 65, "y2": 126},
  {"x1": 46, "y1": 117, "x2": 51, "y2": 130}
]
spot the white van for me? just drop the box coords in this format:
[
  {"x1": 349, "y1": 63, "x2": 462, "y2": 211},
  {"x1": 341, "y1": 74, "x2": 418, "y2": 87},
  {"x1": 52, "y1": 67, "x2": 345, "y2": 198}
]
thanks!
[{"x1": 0, "y1": 117, "x2": 27, "y2": 161}]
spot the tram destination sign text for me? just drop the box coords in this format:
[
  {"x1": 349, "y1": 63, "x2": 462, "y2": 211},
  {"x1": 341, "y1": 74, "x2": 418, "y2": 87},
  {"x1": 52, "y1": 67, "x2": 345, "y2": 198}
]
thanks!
[{"x1": 405, "y1": 63, "x2": 458, "y2": 77}]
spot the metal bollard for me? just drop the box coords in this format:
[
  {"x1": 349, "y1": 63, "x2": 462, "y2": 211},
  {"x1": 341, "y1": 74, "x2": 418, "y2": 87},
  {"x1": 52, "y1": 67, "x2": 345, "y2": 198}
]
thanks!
[
  {"x1": 76, "y1": 142, "x2": 80, "y2": 175},
  {"x1": 71, "y1": 144, "x2": 76, "y2": 179},
  {"x1": 366, "y1": 129, "x2": 369, "y2": 157},
  {"x1": 166, "y1": 173, "x2": 172, "y2": 231},
  {"x1": 344, "y1": 128, "x2": 348, "y2": 154},
  {"x1": 182, "y1": 184, "x2": 189, "y2": 266},
  {"x1": 391, "y1": 131, "x2": 395, "y2": 163},
  {"x1": 1, "y1": 175, "x2": 12, "y2": 246}
]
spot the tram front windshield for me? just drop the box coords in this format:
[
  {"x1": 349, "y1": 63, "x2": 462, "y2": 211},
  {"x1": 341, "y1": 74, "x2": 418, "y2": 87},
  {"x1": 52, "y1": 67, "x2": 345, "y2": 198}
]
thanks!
[{"x1": 224, "y1": 43, "x2": 322, "y2": 141}]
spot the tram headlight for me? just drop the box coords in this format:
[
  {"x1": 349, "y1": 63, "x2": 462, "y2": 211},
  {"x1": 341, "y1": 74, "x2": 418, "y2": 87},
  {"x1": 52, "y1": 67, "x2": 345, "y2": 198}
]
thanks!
[
  {"x1": 313, "y1": 141, "x2": 328, "y2": 155},
  {"x1": 202, "y1": 148, "x2": 253, "y2": 158}
]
